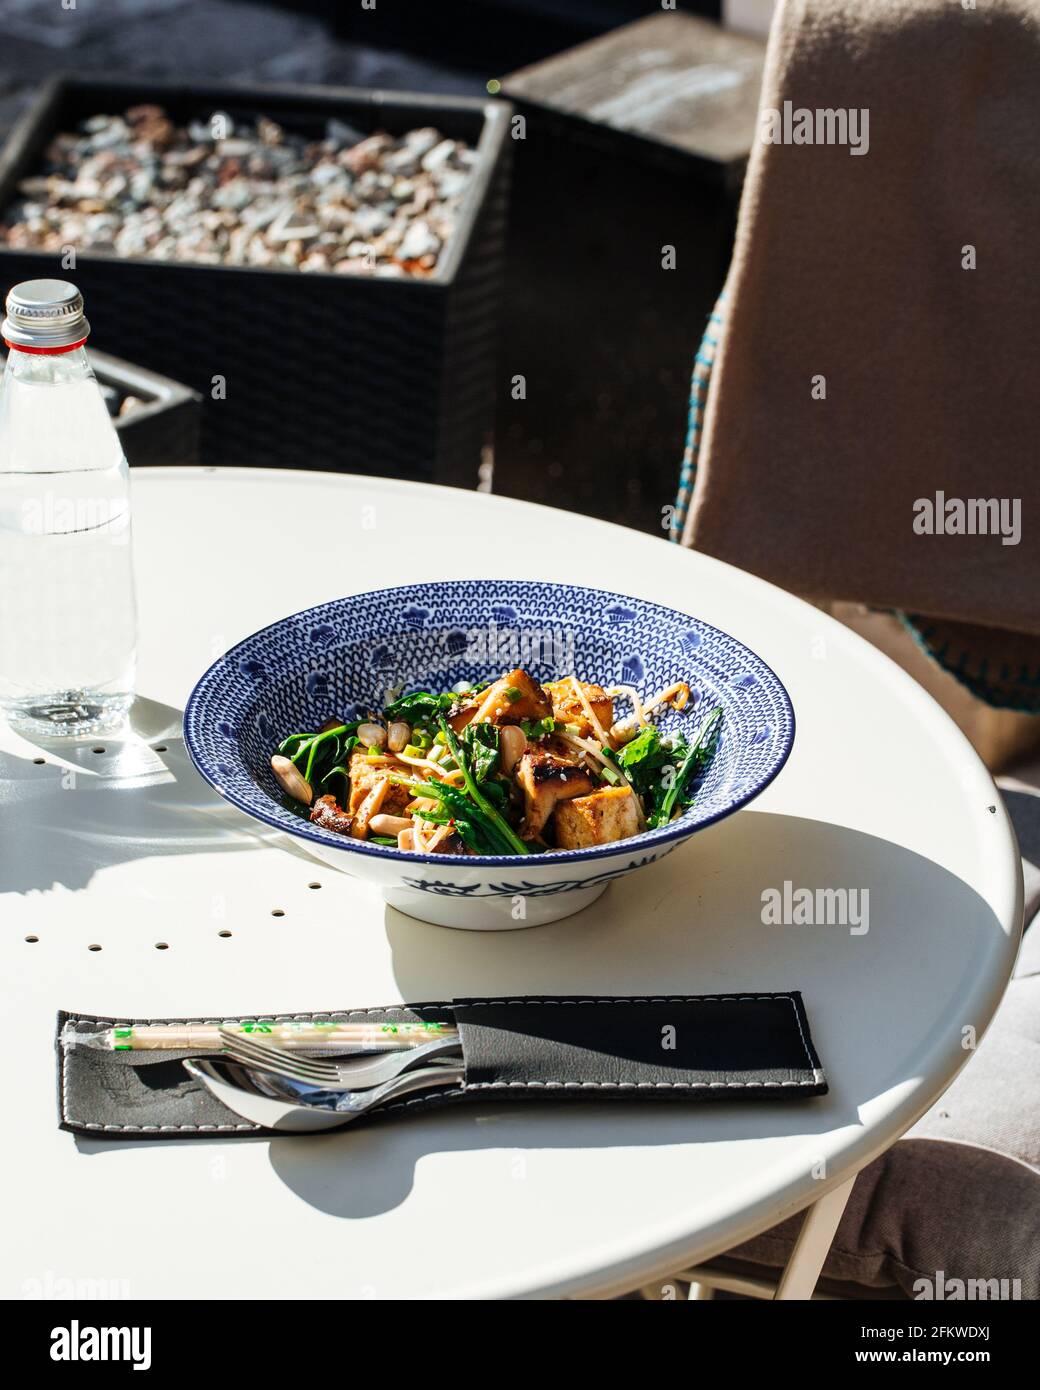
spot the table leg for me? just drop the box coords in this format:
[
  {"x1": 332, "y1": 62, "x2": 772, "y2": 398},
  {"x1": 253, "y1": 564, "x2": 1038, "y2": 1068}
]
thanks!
[
  {"x1": 671, "y1": 1173, "x2": 858, "y2": 1301},
  {"x1": 773, "y1": 1176, "x2": 857, "y2": 1300}
]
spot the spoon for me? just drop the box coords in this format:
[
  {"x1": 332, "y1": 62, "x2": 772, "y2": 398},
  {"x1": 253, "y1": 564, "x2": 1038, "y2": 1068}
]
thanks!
[{"x1": 183, "y1": 1056, "x2": 464, "y2": 1133}]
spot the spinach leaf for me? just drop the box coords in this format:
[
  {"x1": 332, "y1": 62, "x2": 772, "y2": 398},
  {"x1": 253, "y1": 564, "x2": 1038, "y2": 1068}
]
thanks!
[
  {"x1": 277, "y1": 732, "x2": 312, "y2": 758},
  {"x1": 461, "y1": 721, "x2": 500, "y2": 783},
  {"x1": 278, "y1": 722, "x2": 360, "y2": 787},
  {"x1": 320, "y1": 734, "x2": 358, "y2": 793},
  {"x1": 479, "y1": 778, "x2": 509, "y2": 810},
  {"x1": 382, "y1": 690, "x2": 457, "y2": 722},
  {"x1": 645, "y1": 708, "x2": 723, "y2": 829},
  {"x1": 615, "y1": 727, "x2": 670, "y2": 792},
  {"x1": 439, "y1": 719, "x2": 530, "y2": 855},
  {"x1": 389, "y1": 772, "x2": 521, "y2": 856},
  {"x1": 614, "y1": 714, "x2": 723, "y2": 827},
  {"x1": 302, "y1": 725, "x2": 358, "y2": 786},
  {"x1": 385, "y1": 681, "x2": 492, "y2": 725}
]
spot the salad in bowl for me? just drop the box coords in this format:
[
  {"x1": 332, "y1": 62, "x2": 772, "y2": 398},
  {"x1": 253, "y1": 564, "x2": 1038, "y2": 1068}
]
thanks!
[
  {"x1": 270, "y1": 668, "x2": 720, "y2": 856},
  {"x1": 184, "y1": 580, "x2": 794, "y2": 928}
]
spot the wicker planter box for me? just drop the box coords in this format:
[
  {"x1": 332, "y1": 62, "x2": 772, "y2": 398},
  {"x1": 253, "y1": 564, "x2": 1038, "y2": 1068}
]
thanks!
[
  {"x1": 89, "y1": 349, "x2": 201, "y2": 470},
  {"x1": 0, "y1": 76, "x2": 511, "y2": 486},
  {"x1": 0, "y1": 345, "x2": 200, "y2": 468},
  {"x1": 498, "y1": 13, "x2": 764, "y2": 533}
]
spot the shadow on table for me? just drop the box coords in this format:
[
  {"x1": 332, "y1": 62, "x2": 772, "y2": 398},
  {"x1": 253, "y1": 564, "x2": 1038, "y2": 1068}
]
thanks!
[
  {"x1": 0, "y1": 696, "x2": 284, "y2": 894},
  {"x1": 74, "y1": 809, "x2": 1017, "y2": 1227},
  {"x1": 262, "y1": 1093, "x2": 842, "y2": 1219},
  {"x1": 262, "y1": 811, "x2": 1015, "y2": 1218}
]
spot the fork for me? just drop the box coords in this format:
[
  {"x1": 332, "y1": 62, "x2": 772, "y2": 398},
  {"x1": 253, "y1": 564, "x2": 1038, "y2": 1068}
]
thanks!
[{"x1": 217, "y1": 1025, "x2": 461, "y2": 1090}]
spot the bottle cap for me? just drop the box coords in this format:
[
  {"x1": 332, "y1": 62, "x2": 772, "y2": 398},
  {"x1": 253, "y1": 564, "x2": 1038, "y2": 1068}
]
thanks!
[{"x1": 2, "y1": 279, "x2": 90, "y2": 352}]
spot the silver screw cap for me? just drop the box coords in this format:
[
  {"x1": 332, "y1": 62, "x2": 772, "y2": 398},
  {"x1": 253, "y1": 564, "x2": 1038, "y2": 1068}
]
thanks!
[{"x1": 2, "y1": 279, "x2": 90, "y2": 350}]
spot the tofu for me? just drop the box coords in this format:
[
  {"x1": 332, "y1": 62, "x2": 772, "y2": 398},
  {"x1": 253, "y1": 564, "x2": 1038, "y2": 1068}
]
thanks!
[
  {"x1": 346, "y1": 748, "x2": 411, "y2": 819},
  {"x1": 467, "y1": 669, "x2": 552, "y2": 726},
  {"x1": 350, "y1": 778, "x2": 389, "y2": 839},
  {"x1": 515, "y1": 748, "x2": 595, "y2": 838},
  {"x1": 447, "y1": 702, "x2": 479, "y2": 733},
  {"x1": 544, "y1": 680, "x2": 614, "y2": 738},
  {"x1": 553, "y1": 785, "x2": 641, "y2": 849}
]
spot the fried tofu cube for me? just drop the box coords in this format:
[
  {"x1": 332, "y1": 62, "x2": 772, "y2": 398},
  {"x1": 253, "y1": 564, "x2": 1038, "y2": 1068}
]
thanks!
[
  {"x1": 350, "y1": 778, "x2": 389, "y2": 839},
  {"x1": 447, "y1": 701, "x2": 479, "y2": 733},
  {"x1": 468, "y1": 669, "x2": 552, "y2": 726},
  {"x1": 544, "y1": 679, "x2": 614, "y2": 738},
  {"x1": 515, "y1": 748, "x2": 595, "y2": 838},
  {"x1": 346, "y1": 748, "x2": 411, "y2": 819},
  {"x1": 553, "y1": 785, "x2": 640, "y2": 849}
]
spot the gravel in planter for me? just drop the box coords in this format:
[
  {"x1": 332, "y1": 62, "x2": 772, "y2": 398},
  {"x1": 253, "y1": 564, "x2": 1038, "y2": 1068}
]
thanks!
[{"x1": 0, "y1": 104, "x2": 477, "y2": 278}]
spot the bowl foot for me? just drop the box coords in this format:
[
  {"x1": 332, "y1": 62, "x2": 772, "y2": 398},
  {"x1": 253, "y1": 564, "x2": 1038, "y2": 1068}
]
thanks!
[{"x1": 382, "y1": 881, "x2": 609, "y2": 930}]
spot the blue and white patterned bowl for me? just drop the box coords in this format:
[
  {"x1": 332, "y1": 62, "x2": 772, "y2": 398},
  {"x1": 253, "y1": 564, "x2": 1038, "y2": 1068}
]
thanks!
[{"x1": 183, "y1": 580, "x2": 795, "y2": 929}]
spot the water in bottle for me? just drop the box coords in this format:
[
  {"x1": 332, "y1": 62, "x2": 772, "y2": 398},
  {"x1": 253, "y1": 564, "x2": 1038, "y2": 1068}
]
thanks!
[{"x1": 0, "y1": 280, "x2": 137, "y2": 734}]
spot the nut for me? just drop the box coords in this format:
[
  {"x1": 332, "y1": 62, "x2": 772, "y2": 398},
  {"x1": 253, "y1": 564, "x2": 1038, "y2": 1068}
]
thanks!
[
  {"x1": 387, "y1": 720, "x2": 411, "y2": 753},
  {"x1": 270, "y1": 753, "x2": 312, "y2": 805},
  {"x1": 499, "y1": 724, "x2": 527, "y2": 773}
]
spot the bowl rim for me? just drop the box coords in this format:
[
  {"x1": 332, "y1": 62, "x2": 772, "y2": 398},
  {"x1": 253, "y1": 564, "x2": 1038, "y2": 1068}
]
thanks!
[{"x1": 183, "y1": 579, "x2": 796, "y2": 868}]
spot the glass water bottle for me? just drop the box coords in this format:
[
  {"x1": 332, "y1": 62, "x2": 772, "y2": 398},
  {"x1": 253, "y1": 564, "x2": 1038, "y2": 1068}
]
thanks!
[{"x1": 0, "y1": 280, "x2": 137, "y2": 734}]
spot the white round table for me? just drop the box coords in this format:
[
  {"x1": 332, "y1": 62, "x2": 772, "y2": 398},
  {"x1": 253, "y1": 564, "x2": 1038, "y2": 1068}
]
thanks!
[{"x1": 0, "y1": 468, "x2": 1022, "y2": 1300}]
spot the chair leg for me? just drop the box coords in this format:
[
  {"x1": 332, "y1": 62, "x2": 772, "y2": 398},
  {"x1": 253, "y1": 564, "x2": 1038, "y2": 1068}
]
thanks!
[
  {"x1": 633, "y1": 1173, "x2": 860, "y2": 1302},
  {"x1": 773, "y1": 1176, "x2": 857, "y2": 1300}
]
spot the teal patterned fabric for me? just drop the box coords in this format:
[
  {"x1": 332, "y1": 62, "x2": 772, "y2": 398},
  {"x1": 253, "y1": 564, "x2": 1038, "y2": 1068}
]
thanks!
[
  {"x1": 670, "y1": 293, "x2": 726, "y2": 544},
  {"x1": 899, "y1": 615, "x2": 1040, "y2": 713}
]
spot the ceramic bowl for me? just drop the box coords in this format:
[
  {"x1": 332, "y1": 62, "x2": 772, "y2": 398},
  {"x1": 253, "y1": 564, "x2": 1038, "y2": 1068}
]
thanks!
[{"x1": 183, "y1": 580, "x2": 794, "y2": 929}]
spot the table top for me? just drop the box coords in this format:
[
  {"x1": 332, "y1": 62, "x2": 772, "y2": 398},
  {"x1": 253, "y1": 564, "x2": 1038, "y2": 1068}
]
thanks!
[{"x1": 0, "y1": 467, "x2": 1022, "y2": 1300}]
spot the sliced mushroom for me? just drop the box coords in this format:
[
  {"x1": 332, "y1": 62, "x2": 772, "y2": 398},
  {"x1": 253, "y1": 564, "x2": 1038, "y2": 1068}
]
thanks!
[
  {"x1": 369, "y1": 813, "x2": 412, "y2": 837},
  {"x1": 351, "y1": 777, "x2": 389, "y2": 839},
  {"x1": 271, "y1": 753, "x2": 312, "y2": 805},
  {"x1": 387, "y1": 720, "x2": 411, "y2": 753},
  {"x1": 499, "y1": 723, "x2": 527, "y2": 773}
]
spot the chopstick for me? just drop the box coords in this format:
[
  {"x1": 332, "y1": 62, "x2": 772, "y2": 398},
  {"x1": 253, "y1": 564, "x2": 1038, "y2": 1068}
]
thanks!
[{"x1": 67, "y1": 1020, "x2": 457, "y2": 1052}]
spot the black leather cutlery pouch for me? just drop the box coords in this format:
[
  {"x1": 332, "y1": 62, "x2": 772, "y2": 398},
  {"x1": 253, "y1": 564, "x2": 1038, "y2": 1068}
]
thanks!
[{"x1": 57, "y1": 993, "x2": 827, "y2": 1139}]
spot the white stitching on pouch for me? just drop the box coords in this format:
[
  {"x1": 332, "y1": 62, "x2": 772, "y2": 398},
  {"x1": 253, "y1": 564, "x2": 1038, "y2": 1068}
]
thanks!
[
  {"x1": 453, "y1": 994, "x2": 817, "y2": 1084},
  {"x1": 61, "y1": 996, "x2": 819, "y2": 1126},
  {"x1": 61, "y1": 1010, "x2": 448, "y2": 1132}
]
